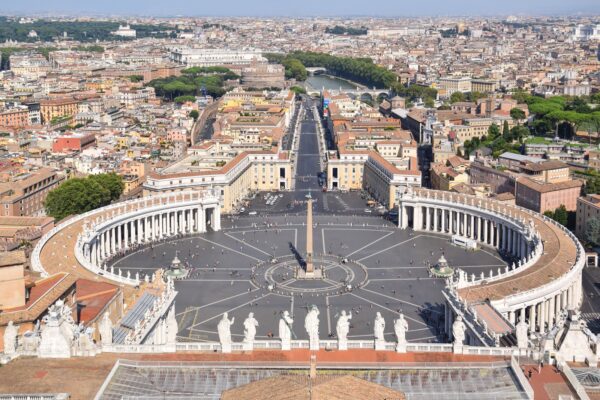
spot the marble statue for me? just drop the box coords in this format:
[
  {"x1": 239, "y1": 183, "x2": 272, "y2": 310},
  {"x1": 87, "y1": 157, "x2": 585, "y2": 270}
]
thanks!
[
  {"x1": 336, "y1": 310, "x2": 352, "y2": 350},
  {"x1": 374, "y1": 312, "x2": 386, "y2": 341},
  {"x1": 394, "y1": 314, "x2": 409, "y2": 353},
  {"x1": 279, "y1": 310, "x2": 294, "y2": 351},
  {"x1": 73, "y1": 326, "x2": 97, "y2": 356},
  {"x1": 98, "y1": 313, "x2": 113, "y2": 345},
  {"x1": 243, "y1": 312, "x2": 259, "y2": 350},
  {"x1": 516, "y1": 317, "x2": 528, "y2": 350},
  {"x1": 38, "y1": 300, "x2": 76, "y2": 358},
  {"x1": 305, "y1": 306, "x2": 320, "y2": 351},
  {"x1": 3, "y1": 321, "x2": 18, "y2": 355},
  {"x1": 217, "y1": 312, "x2": 235, "y2": 353},
  {"x1": 374, "y1": 312, "x2": 386, "y2": 350},
  {"x1": 22, "y1": 330, "x2": 40, "y2": 353},
  {"x1": 452, "y1": 315, "x2": 466, "y2": 346}
]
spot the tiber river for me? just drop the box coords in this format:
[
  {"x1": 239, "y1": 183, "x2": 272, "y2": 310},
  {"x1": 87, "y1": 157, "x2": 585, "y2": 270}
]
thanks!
[{"x1": 305, "y1": 74, "x2": 358, "y2": 91}]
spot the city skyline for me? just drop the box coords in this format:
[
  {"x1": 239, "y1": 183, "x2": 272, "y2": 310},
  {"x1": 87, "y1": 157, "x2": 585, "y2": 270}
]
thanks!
[{"x1": 2, "y1": 0, "x2": 599, "y2": 17}]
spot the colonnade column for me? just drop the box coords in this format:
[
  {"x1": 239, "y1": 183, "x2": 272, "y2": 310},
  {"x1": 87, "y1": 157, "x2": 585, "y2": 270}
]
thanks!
[
  {"x1": 187, "y1": 209, "x2": 193, "y2": 233},
  {"x1": 214, "y1": 206, "x2": 221, "y2": 231},
  {"x1": 442, "y1": 209, "x2": 447, "y2": 232},
  {"x1": 483, "y1": 219, "x2": 488, "y2": 244},
  {"x1": 539, "y1": 300, "x2": 546, "y2": 334}
]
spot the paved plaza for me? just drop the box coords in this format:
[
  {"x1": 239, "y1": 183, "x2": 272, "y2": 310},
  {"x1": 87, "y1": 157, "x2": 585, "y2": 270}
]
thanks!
[{"x1": 112, "y1": 213, "x2": 509, "y2": 343}]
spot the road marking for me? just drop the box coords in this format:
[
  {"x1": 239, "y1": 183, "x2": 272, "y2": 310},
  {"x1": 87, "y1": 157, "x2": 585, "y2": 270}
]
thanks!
[
  {"x1": 349, "y1": 292, "x2": 427, "y2": 327},
  {"x1": 175, "y1": 289, "x2": 258, "y2": 317},
  {"x1": 191, "y1": 293, "x2": 271, "y2": 328},
  {"x1": 357, "y1": 236, "x2": 421, "y2": 262},
  {"x1": 196, "y1": 236, "x2": 262, "y2": 262},
  {"x1": 188, "y1": 308, "x2": 200, "y2": 339},
  {"x1": 345, "y1": 230, "x2": 395, "y2": 258},
  {"x1": 225, "y1": 232, "x2": 272, "y2": 257},
  {"x1": 360, "y1": 287, "x2": 443, "y2": 315}
]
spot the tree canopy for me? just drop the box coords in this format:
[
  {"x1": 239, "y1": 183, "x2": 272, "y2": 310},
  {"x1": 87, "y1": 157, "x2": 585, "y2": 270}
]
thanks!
[
  {"x1": 45, "y1": 173, "x2": 124, "y2": 220},
  {"x1": 325, "y1": 26, "x2": 367, "y2": 35},
  {"x1": 543, "y1": 205, "x2": 570, "y2": 228},
  {"x1": 148, "y1": 67, "x2": 238, "y2": 101},
  {"x1": 585, "y1": 218, "x2": 600, "y2": 247},
  {"x1": 0, "y1": 17, "x2": 174, "y2": 43}
]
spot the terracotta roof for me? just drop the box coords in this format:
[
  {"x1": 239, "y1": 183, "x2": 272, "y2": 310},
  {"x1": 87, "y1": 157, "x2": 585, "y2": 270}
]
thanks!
[
  {"x1": 450, "y1": 183, "x2": 476, "y2": 195},
  {"x1": 517, "y1": 177, "x2": 582, "y2": 193},
  {"x1": 0, "y1": 272, "x2": 77, "y2": 325},
  {"x1": 0, "y1": 250, "x2": 26, "y2": 267},
  {"x1": 221, "y1": 374, "x2": 405, "y2": 400},
  {"x1": 74, "y1": 279, "x2": 121, "y2": 324},
  {"x1": 493, "y1": 192, "x2": 516, "y2": 201},
  {"x1": 521, "y1": 160, "x2": 568, "y2": 172}
]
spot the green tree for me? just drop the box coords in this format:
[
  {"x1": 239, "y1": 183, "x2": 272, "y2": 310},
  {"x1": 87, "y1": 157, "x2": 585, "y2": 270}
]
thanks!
[
  {"x1": 88, "y1": 173, "x2": 124, "y2": 201},
  {"x1": 488, "y1": 123, "x2": 500, "y2": 139},
  {"x1": 510, "y1": 126, "x2": 529, "y2": 143},
  {"x1": 189, "y1": 110, "x2": 199, "y2": 121},
  {"x1": 45, "y1": 178, "x2": 110, "y2": 220},
  {"x1": 282, "y1": 58, "x2": 307, "y2": 81},
  {"x1": 174, "y1": 95, "x2": 196, "y2": 104},
  {"x1": 545, "y1": 204, "x2": 568, "y2": 227},
  {"x1": 585, "y1": 218, "x2": 600, "y2": 247},
  {"x1": 510, "y1": 108, "x2": 526, "y2": 124},
  {"x1": 450, "y1": 92, "x2": 465, "y2": 103},
  {"x1": 502, "y1": 120, "x2": 510, "y2": 139},
  {"x1": 585, "y1": 175, "x2": 600, "y2": 195},
  {"x1": 290, "y1": 86, "x2": 307, "y2": 95},
  {"x1": 128, "y1": 75, "x2": 144, "y2": 83}
]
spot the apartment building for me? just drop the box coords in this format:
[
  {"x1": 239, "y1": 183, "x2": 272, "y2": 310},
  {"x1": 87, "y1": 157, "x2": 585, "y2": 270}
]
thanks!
[
  {"x1": 471, "y1": 79, "x2": 498, "y2": 93},
  {"x1": 0, "y1": 168, "x2": 63, "y2": 217},
  {"x1": 40, "y1": 98, "x2": 79, "y2": 124},
  {"x1": 515, "y1": 177, "x2": 582, "y2": 213},
  {"x1": 327, "y1": 150, "x2": 421, "y2": 209},
  {"x1": 143, "y1": 142, "x2": 292, "y2": 213},
  {"x1": 438, "y1": 76, "x2": 472, "y2": 95},
  {"x1": 0, "y1": 107, "x2": 30, "y2": 128}
]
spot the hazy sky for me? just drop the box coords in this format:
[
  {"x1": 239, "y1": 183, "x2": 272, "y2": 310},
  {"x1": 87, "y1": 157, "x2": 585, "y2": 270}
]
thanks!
[{"x1": 2, "y1": 0, "x2": 599, "y2": 17}]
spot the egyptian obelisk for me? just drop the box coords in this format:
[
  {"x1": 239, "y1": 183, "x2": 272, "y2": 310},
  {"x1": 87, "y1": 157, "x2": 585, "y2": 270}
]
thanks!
[{"x1": 305, "y1": 197, "x2": 314, "y2": 274}]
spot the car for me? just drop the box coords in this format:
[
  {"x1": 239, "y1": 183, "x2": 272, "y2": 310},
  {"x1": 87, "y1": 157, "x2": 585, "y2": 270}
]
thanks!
[{"x1": 249, "y1": 211, "x2": 258, "y2": 216}]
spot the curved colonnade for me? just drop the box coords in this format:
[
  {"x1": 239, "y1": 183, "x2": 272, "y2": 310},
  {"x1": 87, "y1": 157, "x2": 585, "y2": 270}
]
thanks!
[
  {"x1": 31, "y1": 190, "x2": 221, "y2": 286},
  {"x1": 30, "y1": 186, "x2": 584, "y2": 351},
  {"x1": 397, "y1": 188, "x2": 585, "y2": 342}
]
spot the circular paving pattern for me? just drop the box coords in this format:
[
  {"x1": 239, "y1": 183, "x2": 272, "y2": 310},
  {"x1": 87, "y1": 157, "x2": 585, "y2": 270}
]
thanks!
[{"x1": 251, "y1": 254, "x2": 368, "y2": 297}]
